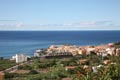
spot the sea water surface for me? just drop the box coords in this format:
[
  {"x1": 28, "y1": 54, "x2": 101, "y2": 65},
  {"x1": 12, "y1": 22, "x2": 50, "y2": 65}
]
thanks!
[{"x1": 0, "y1": 31, "x2": 120, "y2": 58}]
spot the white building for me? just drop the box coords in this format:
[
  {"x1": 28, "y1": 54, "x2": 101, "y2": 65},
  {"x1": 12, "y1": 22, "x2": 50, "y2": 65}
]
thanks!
[
  {"x1": 34, "y1": 49, "x2": 45, "y2": 57},
  {"x1": 12, "y1": 54, "x2": 28, "y2": 63},
  {"x1": 86, "y1": 47, "x2": 95, "y2": 55},
  {"x1": 106, "y1": 48, "x2": 115, "y2": 56},
  {"x1": 34, "y1": 49, "x2": 41, "y2": 57}
]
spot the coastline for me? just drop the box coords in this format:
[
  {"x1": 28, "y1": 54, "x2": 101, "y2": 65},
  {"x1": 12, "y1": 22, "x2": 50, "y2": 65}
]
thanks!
[
  {"x1": 3, "y1": 41, "x2": 119, "y2": 59},
  {"x1": 0, "y1": 31, "x2": 120, "y2": 58}
]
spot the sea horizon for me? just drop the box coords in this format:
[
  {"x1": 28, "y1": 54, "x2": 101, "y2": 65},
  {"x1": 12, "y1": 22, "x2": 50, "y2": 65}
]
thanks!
[{"x1": 0, "y1": 30, "x2": 120, "y2": 31}]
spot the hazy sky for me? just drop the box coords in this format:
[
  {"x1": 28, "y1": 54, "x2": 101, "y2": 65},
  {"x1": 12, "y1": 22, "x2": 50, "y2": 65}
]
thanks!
[{"x1": 0, "y1": 0, "x2": 120, "y2": 30}]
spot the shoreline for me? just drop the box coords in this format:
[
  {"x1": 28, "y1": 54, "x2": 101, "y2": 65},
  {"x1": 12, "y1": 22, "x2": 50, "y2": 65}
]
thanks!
[
  {"x1": 0, "y1": 31, "x2": 120, "y2": 58},
  {"x1": 1, "y1": 41, "x2": 119, "y2": 59}
]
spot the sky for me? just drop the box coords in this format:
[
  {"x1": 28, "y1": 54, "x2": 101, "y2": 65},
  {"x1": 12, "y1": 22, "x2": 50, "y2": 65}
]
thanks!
[{"x1": 0, "y1": 0, "x2": 120, "y2": 31}]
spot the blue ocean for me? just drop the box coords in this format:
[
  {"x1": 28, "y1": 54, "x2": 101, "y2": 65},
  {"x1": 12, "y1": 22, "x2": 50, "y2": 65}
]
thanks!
[{"x1": 0, "y1": 31, "x2": 120, "y2": 58}]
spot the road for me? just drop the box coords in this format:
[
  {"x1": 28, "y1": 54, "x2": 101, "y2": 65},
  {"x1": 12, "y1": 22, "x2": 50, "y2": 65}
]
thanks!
[{"x1": 3, "y1": 60, "x2": 33, "y2": 73}]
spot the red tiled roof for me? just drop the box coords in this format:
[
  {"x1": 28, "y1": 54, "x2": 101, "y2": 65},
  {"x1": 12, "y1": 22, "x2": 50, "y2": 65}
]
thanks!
[
  {"x1": 62, "y1": 78, "x2": 72, "y2": 80},
  {"x1": 65, "y1": 66, "x2": 76, "y2": 69}
]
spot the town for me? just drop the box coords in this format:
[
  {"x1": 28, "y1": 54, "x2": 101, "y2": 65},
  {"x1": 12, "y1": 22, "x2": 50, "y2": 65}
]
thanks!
[{"x1": 0, "y1": 42, "x2": 120, "y2": 80}]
